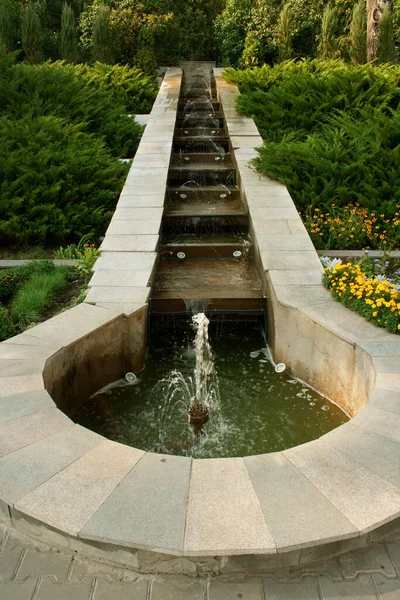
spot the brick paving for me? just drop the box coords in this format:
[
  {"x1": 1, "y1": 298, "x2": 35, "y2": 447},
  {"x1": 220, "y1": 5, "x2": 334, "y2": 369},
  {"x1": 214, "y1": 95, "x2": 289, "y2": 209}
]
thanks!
[{"x1": 1, "y1": 522, "x2": 400, "y2": 599}]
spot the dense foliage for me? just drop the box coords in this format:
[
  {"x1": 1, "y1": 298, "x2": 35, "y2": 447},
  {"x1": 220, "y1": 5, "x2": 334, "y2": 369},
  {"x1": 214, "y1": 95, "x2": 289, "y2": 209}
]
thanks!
[
  {"x1": 225, "y1": 60, "x2": 400, "y2": 249},
  {"x1": 0, "y1": 53, "x2": 158, "y2": 247}
]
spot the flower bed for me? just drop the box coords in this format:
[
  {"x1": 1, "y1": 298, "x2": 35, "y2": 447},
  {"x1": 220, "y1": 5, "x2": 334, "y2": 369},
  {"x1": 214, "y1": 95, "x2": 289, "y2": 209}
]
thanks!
[{"x1": 322, "y1": 256, "x2": 400, "y2": 334}]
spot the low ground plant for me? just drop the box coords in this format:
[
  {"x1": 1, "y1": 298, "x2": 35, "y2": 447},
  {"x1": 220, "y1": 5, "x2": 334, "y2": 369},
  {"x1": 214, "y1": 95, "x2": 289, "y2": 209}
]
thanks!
[{"x1": 322, "y1": 256, "x2": 400, "y2": 334}]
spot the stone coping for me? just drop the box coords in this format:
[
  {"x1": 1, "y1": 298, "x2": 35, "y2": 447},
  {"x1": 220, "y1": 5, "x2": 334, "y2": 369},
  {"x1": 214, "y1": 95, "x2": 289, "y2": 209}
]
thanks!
[{"x1": 0, "y1": 67, "x2": 399, "y2": 572}]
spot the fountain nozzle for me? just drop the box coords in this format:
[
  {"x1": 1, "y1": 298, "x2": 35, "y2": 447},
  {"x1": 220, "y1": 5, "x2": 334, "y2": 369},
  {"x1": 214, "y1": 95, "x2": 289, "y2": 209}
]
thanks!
[{"x1": 189, "y1": 402, "x2": 209, "y2": 438}]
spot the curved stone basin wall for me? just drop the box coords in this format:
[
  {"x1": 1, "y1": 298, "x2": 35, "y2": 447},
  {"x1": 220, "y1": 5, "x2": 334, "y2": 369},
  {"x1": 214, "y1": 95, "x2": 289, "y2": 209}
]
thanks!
[{"x1": 0, "y1": 66, "x2": 399, "y2": 575}]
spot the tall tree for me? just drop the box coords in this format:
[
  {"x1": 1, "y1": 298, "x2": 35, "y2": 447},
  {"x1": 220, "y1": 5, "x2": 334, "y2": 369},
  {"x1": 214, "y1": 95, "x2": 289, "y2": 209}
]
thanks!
[
  {"x1": 0, "y1": 0, "x2": 14, "y2": 52},
  {"x1": 61, "y1": 2, "x2": 78, "y2": 62},
  {"x1": 377, "y1": 2, "x2": 397, "y2": 62},
  {"x1": 92, "y1": 3, "x2": 113, "y2": 64},
  {"x1": 277, "y1": 3, "x2": 293, "y2": 61},
  {"x1": 318, "y1": 4, "x2": 337, "y2": 59},
  {"x1": 21, "y1": 2, "x2": 44, "y2": 64},
  {"x1": 350, "y1": 0, "x2": 367, "y2": 63}
]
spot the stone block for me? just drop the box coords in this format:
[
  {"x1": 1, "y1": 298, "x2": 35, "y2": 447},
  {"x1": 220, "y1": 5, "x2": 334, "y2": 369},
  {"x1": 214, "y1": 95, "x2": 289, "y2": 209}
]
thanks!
[
  {"x1": 386, "y1": 542, "x2": 400, "y2": 575},
  {"x1": 0, "y1": 546, "x2": 24, "y2": 581},
  {"x1": 105, "y1": 220, "x2": 161, "y2": 235},
  {"x1": 0, "y1": 374, "x2": 44, "y2": 398},
  {"x1": 94, "y1": 580, "x2": 148, "y2": 600},
  {"x1": 350, "y1": 406, "x2": 400, "y2": 443},
  {"x1": 260, "y1": 251, "x2": 323, "y2": 271},
  {"x1": 2, "y1": 333, "x2": 57, "y2": 348},
  {"x1": 244, "y1": 453, "x2": 356, "y2": 553},
  {"x1": 274, "y1": 285, "x2": 331, "y2": 308},
  {"x1": 89, "y1": 270, "x2": 151, "y2": 288},
  {"x1": 268, "y1": 270, "x2": 323, "y2": 287},
  {"x1": 80, "y1": 453, "x2": 191, "y2": 553},
  {"x1": 0, "y1": 359, "x2": 45, "y2": 377},
  {"x1": 284, "y1": 439, "x2": 400, "y2": 534},
  {"x1": 0, "y1": 390, "x2": 54, "y2": 424},
  {"x1": 209, "y1": 578, "x2": 264, "y2": 600},
  {"x1": 151, "y1": 579, "x2": 204, "y2": 600},
  {"x1": 112, "y1": 208, "x2": 163, "y2": 221},
  {"x1": 135, "y1": 143, "x2": 172, "y2": 155},
  {"x1": 116, "y1": 195, "x2": 165, "y2": 208},
  {"x1": 318, "y1": 574, "x2": 378, "y2": 599},
  {"x1": 0, "y1": 344, "x2": 54, "y2": 361},
  {"x1": 230, "y1": 135, "x2": 264, "y2": 148},
  {"x1": 184, "y1": 458, "x2": 275, "y2": 554},
  {"x1": 0, "y1": 425, "x2": 103, "y2": 505},
  {"x1": 15, "y1": 441, "x2": 144, "y2": 536},
  {"x1": 36, "y1": 579, "x2": 93, "y2": 600},
  {"x1": 373, "y1": 357, "x2": 400, "y2": 374},
  {"x1": 93, "y1": 252, "x2": 156, "y2": 272},
  {"x1": 85, "y1": 286, "x2": 150, "y2": 305},
  {"x1": 358, "y1": 340, "x2": 400, "y2": 357},
  {"x1": 95, "y1": 303, "x2": 145, "y2": 316},
  {"x1": 0, "y1": 408, "x2": 71, "y2": 458},
  {"x1": 256, "y1": 234, "x2": 314, "y2": 252},
  {"x1": 132, "y1": 154, "x2": 171, "y2": 168},
  {"x1": 120, "y1": 182, "x2": 166, "y2": 196},
  {"x1": 375, "y1": 373, "x2": 400, "y2": 393},
  {"x1": 322, "y1": 422, "x2": 400, "y2": 488},
  {"x1": 100, "y1": 235, "x2": 159, "y2": 252},
  {"x1": 263, "y1": 577, "x2": 320, "y2": 599}
]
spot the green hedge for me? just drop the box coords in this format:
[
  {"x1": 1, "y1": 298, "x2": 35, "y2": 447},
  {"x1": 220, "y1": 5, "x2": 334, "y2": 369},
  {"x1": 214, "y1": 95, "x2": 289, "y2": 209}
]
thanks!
[{"x1": 224, "y1": 60, "x2": 400, "y2": 242}]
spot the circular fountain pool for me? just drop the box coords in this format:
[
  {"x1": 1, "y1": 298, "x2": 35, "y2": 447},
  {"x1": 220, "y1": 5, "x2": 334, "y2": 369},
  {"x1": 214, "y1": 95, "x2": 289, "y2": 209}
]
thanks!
[{"x1": 75, "y1": 318, "x2": 348, "y2": 458}]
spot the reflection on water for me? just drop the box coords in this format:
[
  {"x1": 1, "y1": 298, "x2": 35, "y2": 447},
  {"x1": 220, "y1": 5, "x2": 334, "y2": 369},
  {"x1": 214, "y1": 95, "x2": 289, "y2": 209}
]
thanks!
[{"x1": 75, "y1": 321, "x2": 348, "y2": 458}]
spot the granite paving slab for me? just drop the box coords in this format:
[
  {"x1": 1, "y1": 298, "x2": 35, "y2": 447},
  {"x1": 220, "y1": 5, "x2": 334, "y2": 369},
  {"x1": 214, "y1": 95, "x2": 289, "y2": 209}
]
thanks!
[
  {"x1": 80, "y1": 453, "x2": 191, "y2": 553},
  {"x1": 105, "y1": 220, "x2": 161, "y2": 235},
  {"x1": 284, "y1": 439, "x2": 400, "y2": 533},
  {"x1": 100, "y1": 235, "x2": 159, "y2": 253},
  {"x1": 85, "y1": 286, "x2": 150, "y2": 305},
  {"x1": 244, "y1": 453, "x2": 357, "y2": 553},
  {"x1": 349, "y1": 406, "x2": 400, "y2": 443},
  {"x1": 15, "y1": 441, "x2": 144, "y2": 536},
  {"x1": 89, "y1": 270, "x2": 152, "y2": 288},
  {"x1": 0, "y1": 390, "x2": 54, "y2": 424},
  {"x1": 184, "y1": 458, "x2": 275, "y2": 555}
]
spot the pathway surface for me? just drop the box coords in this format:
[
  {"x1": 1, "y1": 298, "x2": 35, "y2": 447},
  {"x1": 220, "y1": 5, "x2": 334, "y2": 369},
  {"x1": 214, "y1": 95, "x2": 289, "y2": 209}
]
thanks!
[{"x1": 1, "y1": 522, "x2": 400, "y2": 599}]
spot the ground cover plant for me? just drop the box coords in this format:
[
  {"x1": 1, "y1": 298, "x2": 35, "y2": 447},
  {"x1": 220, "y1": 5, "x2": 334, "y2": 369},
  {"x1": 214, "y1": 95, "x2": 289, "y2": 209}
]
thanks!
[
  {"x1": 224, "y1": 59, "x2": 400, "y2": 250},
  {"x1": 322, "y1": 255, "x2": 400, "y2": 334},
  {"x1": 0, "y1": 52, "x2": 157, "y2": 250}
]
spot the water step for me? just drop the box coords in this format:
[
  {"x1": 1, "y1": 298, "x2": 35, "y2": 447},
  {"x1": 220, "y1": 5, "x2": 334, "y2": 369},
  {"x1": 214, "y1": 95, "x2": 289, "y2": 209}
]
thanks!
[
  {"x1": 168, "y1": 186, "x2": 240, "y2": 201},
  {"x1": 178, "y1": 100, "x2": 220, "y2": 111},
  {"x1": 162, "y1": 215, "x2": 248, "y2": 235},
  {"x1": 175, "y1": 127, "x2": 227, "y2": 137},
  {"x1": 173, "y1": 139, "x2": 230, "y2": 154},
  {"x1": 160, "y1": 242, "x2": 253, "y2": 260},
  {"x1": 168, "y1": 167, "x2": 236, "y2": 187},
  {"x1": 176, "y1": 117, "x2": 225, "y2": 129},
  {"x1": 164, "y1": 196, "x2": 246, "y2": 217},
  {"x1": 172, "y1": 153, "x2": 233, "y2": 167}
]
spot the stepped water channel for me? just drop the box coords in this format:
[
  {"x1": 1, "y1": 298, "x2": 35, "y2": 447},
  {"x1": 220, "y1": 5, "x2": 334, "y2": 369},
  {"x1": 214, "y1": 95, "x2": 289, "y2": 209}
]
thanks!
[{"x1": 151, "y1": 65, "x2": 264, "y2": 316}]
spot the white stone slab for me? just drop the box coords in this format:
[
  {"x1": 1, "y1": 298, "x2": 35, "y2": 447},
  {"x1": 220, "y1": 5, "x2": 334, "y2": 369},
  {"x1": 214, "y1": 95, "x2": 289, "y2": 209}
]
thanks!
[
  {"x1": 350, "y1": 406, "x2": 400, "y2": 444},
  {"x1": 93, "y1": 252, "x2": 156, "y2": 272},
  {"x1": 284, "y1": 439, "x2": 400, "y2": 533},
  {"x1": 0, "y1": 408, "x2": 72, "y2": 458},
  {"x1": 375, "y1": 373, "x2": 400, "y2": 392},
  {"x1": 256, "y1": 234, "x2": 314, "y2": 252},
  {"x1": 260, "y1": 251, "x2": 323, "y2": 271},
  {"x1": 106, "y1": 219, "x2": 161, "y2": 235},
  {"x1": 274, "y1": 285, "x2": 331, "y2": 308},
  {"x1": 0, "y1": 344, "x2": 55, "y2": 361},
  {"x1": 100, "y1": 235, "x2": 158, "y2": 252},
  {"x1": 0, "y1": 359, "x2": 45, "y2": 377},
  {"x1": 0, "y1": 374, "x2": 44, "y2": 397},
  {"x1": 112, "y1": 208, "x2": 163, "y2": 221},
  {"x1": 16, "y1": 440, "x2": 144, "y2": 536},
  {"x1": 268, "y1": 270, "x2": 323, "y2": 287},
  {"x1": 95, "y1": 303, "x2": 145, "y2": 316},
  {"x1": 89, "y1": 270, "x2": 151, "y2": 288},
  {"x1": 85, "y1": 287, "x2": 150, "y2": 305},
  {"x1": 368, "y1": 389, "x2": 400, "y2": 415},
  {"x1": 116, "y1": 196, "x2": 165, "y2": 208},
  {"x1": 0, "y1": 390, "x2": 54, "y2": 424},
  {"x1": 184, "y1": 458, "x2": 275, "y2": 555},
  {"x1": 131, "y1": 154, "x2": 171, "y2": 168}
]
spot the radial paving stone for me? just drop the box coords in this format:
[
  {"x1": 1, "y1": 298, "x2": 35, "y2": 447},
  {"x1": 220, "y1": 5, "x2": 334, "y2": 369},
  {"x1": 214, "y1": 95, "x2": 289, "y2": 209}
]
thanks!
[
  {"x1": 349, "y1": 406, "x2": 400, "y2": 444},
  {"x1": 1, "y1": 332, "x2": 59, "y2": 348},
  {"x1": 375, "y1": 373, "x2": 400, "y2": 393},
  {"x1": 283, "y1": 439, "x2": 400, "y2": 534},
  {"x1": 112, "y1": 208, "x2": 164, "y2": 221},
  {"x1": 92, "y1": 252, "x2": 157, "y2": 272},
  {"x1": 318, "y1": 574, "x2": 379, "y2": 599},
  {"x1": 372, "y1": 574, "x2": 400, "y2": 600},
  {"x1": 184, "y1": 458, "x2": 275, "y2": 555},
  {"x1": 386, "y1": 541, "x2": 400, "y2": 573},
  {"x1": 0, "y1": 359, "x2": 45, "y2": 377},
  {"x1": 255, "y1": 234, "x2": 316, "y2": 252},
  {"x1": 0, "y1": 546, "x2": 24, "y2": 580},
  {"x1": 15, "y1": 547, "x2": 72, "y2": 581},
  {"x1": 15, "y1": 441, "x2": 144, "y2": 537},
  {"x1": 322, "y1": 423, "x2": 400, "y2": 488},
  {"x1": 0, "y1": 408, "x2": 71, "y2": 459},
  {"x1": 357, "y1": 340, "x2": 400, "y2": 357},
  {"x1": 95, "y1": 303, "x2": 146, "y2": 317},
  {"x1": 0, "y1": 373, "x2": 44, "y2": 398},
  {"x1": 268, "y1": 270, "x2": 324, "y2": 287},
  {"x1": 80, "y1": 453, "x2": 191, "y2": 553},
  {"x1": 244, "y1": 453, "x2": 357, "y2": 553},
  {"x1": 272, "y1": 285, "x2": 332, "y2": 309},
  {"x1": 0, "y1": 580, "x2": 38, "y2": 599},
  {"x1": 0, "y1": 425, "x2": 103, "y2": 507},
  {"x1": 0, "y1": 344, "x2": 57, "y2": 360},
  {"x1": 259, "y1": 251, "x2": 323, "y2": 271},
  {"x1": 373, "y1": 357, "x2": 400, "y2": 374},
  {"x1": 151, "y1": 578, "x2": 205, "y2": 600},
  {"x1": 0, "y1": 390, "x2": 54, "y2": 424}
]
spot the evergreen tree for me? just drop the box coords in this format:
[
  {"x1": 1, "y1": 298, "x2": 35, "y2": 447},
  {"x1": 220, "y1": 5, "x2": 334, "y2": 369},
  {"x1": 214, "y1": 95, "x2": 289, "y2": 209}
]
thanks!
[
  {"x1": 134, "y1": 27, "x2": 157, "y2": 74},
  {"x1": 318, "y1": 4, "x2": 337, "y2": 59},
  {"x1": 350, "y1": 0, "x2": 367, "y2": 63},
  {"x1": 21, "y1": 3, "x2": 44, "y2": 64},
  {"x1": 377, "y1": 3, "x2": 397, "y2": 63},
  {"x1": 61, "y1": 2, "x2": 78, "y2": 62},
  {"x1": 0, "y1": 1, "x2": 14, "y2": 52},
  {"x1": 277, "y1": 3, "x2": 293, "y2": 62},
  {"x1": 92, "y1": 3, "x2": 113, "y2": 64}
]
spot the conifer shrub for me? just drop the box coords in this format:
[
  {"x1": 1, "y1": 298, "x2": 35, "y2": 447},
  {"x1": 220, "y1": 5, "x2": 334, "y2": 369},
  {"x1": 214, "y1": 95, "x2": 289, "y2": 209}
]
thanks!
[
  {"x1": 21, "y1": 2, "x2": 43, "y2": 64},
  {"x1": 61, "y1": 2, "x2": 78, "y2": 62},
  {"x1": 349, "y1": 0, "x2": 367, "y2": 64}
]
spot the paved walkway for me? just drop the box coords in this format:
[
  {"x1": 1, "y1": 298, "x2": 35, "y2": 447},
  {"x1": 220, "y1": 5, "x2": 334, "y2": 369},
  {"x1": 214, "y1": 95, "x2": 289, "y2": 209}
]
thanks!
[{"x1": 1, "y1": 522, "x2": 400, "y2": 599}]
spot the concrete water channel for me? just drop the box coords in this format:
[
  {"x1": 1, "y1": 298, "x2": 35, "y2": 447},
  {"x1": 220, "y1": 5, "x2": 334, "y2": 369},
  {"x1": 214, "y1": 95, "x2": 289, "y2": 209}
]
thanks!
[{"x1": 0, "y1": 63, "x2": 399, "y2": 578}]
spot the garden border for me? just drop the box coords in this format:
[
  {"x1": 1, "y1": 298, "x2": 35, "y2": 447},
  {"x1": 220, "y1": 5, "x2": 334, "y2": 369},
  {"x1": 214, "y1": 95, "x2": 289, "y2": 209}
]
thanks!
[{"x1": 0, "y1": 67, "x2": 399, "y2": 576}]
